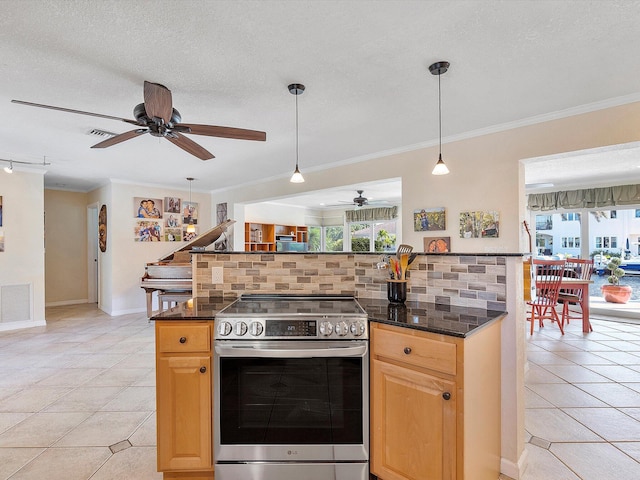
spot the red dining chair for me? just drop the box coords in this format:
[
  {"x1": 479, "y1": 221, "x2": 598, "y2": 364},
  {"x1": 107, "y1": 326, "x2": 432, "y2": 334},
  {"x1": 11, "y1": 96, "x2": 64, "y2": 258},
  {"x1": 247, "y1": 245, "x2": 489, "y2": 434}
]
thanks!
[
  {"x1": 557, "y1": 258, "x2": 594, "y2": 332},
  {"x1": 526, "y1": 259, "x2": 566, "y2": 335}
]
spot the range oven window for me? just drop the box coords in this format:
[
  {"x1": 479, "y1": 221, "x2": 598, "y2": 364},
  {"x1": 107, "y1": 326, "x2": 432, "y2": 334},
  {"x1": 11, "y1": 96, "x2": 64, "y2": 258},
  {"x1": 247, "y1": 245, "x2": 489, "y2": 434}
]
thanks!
[{"x1": 219, "y1": 356, "x2": 363, "y2": 444}]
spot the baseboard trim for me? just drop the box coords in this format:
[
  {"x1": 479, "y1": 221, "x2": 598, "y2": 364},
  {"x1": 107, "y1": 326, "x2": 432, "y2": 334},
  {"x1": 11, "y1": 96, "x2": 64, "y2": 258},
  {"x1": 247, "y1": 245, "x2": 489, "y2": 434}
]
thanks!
[
  {"x1": 0, "y1": 319, "x2": 46, "y2": 332},
  {"x1": 45, "y1": 299, "x2": 90, "y2": 307},
  {"x1": 501, "y1": 447, "x2": 528, "y2": 480}
]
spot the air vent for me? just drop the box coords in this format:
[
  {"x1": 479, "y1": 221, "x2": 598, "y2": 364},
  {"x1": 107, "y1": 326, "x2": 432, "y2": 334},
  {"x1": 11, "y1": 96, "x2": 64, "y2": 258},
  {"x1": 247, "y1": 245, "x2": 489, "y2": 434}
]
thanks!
[{"x1": 88, "y1": 128, "x2": 117, "y2": 138}]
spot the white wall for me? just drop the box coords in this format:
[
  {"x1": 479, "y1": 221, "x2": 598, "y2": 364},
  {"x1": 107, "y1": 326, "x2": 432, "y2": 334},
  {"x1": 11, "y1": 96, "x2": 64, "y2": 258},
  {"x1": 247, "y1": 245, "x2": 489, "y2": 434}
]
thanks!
[
  {"x1": 101, "y1": 180, "x2": 212, "y2": 316},
  {"x1": 0, "y1": 168, "x2": 46, "y2": 330}
]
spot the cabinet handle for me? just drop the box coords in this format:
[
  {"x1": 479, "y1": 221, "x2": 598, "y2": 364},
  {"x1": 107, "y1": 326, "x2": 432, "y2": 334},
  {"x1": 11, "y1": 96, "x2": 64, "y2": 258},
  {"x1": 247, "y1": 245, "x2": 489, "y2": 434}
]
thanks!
[
  {"x1": 200, "y1": 366, "x2": 207, "y2": 374},
  {"x1": 403, "y1": 347, "x2": 412, "y2": 355},
  {"x1": 442, "y1": 392, "x2": 451, "y2": 401},
  {"x1": 179, "y1": 337, "x2": 187, "y2": 344}
]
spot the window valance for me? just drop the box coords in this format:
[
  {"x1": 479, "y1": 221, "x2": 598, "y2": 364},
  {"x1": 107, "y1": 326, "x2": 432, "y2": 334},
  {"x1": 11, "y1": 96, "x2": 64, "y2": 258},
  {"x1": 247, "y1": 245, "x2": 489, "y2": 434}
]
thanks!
[
  {"x1": 527, "y1": 184, "x2": 640, "y2": 211},
  {"x1": 345, "y1": 206, "x2": 398, "y2": 222}
]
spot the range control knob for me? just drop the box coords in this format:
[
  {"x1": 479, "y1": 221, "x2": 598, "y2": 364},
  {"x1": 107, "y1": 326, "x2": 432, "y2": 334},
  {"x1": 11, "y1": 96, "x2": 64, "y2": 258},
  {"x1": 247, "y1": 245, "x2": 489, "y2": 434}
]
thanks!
[
  {"x1": 217, "y1": 321, "x2": 232, "y2": 337},
  {"x1": 249, "y1": 321, "x2": 264, "y2": 337},
  {"x1": 234, "y1": 321, "x2": 248, "y2": 337},
  {"x1": 335, "y1": 321, "x2": 349, "y2": 336},
  {"x1": 319, "y1": 321, "x2": 334, "y2": 336},
  {"x1": 350, "y1": 322, "x2": 366, "y2": 337}
]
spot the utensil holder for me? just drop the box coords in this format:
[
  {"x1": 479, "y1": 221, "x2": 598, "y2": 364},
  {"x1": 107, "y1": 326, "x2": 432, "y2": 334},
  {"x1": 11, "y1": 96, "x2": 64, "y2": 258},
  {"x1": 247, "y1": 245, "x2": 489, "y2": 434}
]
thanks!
[{"x1": 387, "y1": 280, "x2": 407, "y2": 304}]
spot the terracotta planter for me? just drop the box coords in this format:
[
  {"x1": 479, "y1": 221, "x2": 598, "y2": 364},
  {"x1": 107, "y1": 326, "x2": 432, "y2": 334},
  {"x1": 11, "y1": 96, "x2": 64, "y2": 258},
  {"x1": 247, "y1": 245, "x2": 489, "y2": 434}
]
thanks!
[{"x1": 601, "y1": 285, "x2": 633, "y2": 304}]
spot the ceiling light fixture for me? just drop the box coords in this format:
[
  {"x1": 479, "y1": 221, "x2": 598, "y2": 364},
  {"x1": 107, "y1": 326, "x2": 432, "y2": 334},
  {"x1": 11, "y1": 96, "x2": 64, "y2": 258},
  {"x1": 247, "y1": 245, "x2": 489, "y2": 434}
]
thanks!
[
  {"x1": 289, "y1": 83, "x2": 305, "y2": 183},
  {"x1": 429, "y1": 61, "x2": 451, "y2": 175},
  {"x1": 3, "y1": 161, "x2": 13, "y2": 174},
  {"x1": 186, "y1": 177, "x2": 196, "y2": 234}
]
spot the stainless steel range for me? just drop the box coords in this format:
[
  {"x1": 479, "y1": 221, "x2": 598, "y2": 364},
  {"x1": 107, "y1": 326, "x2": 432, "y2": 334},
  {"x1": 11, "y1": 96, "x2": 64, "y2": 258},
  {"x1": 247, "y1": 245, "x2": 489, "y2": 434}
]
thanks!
[{"x1": 214, "y1": 294, "x2": 369, "y2": 480}]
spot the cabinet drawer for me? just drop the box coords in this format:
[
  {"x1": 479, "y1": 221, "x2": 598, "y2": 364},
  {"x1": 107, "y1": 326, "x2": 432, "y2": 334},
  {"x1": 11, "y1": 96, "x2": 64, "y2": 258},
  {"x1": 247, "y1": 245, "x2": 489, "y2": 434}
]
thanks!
[
  {"x1": 372, "y1": 327, "x2": 456, "y2": 376},
  {"x1": 158, "y1": 324, "x2": 211, "y2": 353}
]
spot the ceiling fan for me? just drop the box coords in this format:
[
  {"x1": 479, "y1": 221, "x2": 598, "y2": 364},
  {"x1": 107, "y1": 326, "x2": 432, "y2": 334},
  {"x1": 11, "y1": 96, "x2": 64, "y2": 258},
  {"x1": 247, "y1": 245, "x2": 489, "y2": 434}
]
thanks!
[
  {"x1": 11, "y1": 81, "x2": 266, "y2": 160},
  {"x1": 334, "y1": 190, "x2": 389, "y2": 208}
]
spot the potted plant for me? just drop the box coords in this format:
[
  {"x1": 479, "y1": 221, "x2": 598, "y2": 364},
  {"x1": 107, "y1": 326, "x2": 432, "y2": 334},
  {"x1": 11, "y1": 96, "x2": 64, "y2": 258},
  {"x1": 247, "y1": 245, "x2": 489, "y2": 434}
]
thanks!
[{"x1": 601, "y1": 257, "x2": 633, "y2": 304}]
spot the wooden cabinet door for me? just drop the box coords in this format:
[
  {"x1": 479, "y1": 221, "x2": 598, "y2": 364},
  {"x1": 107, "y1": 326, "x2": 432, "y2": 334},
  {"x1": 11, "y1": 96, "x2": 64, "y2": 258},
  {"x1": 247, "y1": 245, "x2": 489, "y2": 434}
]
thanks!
[
  {"x1": 371, "y1": 359, "x2": 456, "y2": 480},
  {"x1": 157, "y1": 355, "x2": 212, "y2": 471}
]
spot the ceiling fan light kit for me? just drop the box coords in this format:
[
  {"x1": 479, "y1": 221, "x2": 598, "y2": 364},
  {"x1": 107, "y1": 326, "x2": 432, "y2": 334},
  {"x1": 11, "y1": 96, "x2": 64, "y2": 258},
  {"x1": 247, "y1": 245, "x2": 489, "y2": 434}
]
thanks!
[
  {"x1": 429, "y1": 60, "x2": 451, "y2": 176},
  {"x1": 11, "y1": 81, "x2": 266, "y2": 161},
  {"x1": 289, "y1": 83, "x2": 305, "y2": 183}
]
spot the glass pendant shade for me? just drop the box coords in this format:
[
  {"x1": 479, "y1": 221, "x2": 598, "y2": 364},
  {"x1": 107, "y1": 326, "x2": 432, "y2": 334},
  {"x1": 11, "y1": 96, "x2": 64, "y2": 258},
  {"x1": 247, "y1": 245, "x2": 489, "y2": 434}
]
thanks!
[
  {"x1": 432, "y1": 154, "x2": 450, "y2": 175},
  {"x1": 290, "y1": 165, "x2": 304, "y2": 183}
]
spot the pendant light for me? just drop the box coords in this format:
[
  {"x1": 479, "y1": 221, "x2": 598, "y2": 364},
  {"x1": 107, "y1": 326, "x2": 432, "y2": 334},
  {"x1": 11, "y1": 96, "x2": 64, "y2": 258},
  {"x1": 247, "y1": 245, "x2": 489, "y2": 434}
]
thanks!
[
  {"x1": 429, "y1": 61, "x2": 450, "y2": 175},
  {"x1": 186, "y1": 177, "x2": 196, "y2": 233},
  {"x1": 288, "y1": 83, "x2": 305, "y2": 183}
]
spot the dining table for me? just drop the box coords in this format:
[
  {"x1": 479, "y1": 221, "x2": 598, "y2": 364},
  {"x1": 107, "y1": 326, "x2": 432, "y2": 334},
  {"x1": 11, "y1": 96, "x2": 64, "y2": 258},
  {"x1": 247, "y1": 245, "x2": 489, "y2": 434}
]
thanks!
[{"x1": 536, "y1": 276, "x2": 594, "y2": 333}]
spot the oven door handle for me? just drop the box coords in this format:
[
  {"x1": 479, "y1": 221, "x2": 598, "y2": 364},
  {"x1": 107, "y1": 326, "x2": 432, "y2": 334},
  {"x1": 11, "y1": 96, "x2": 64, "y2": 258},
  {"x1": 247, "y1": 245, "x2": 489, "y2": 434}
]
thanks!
[{"x1": 214, "y1": 344, "x2": 368, "y2": 358}]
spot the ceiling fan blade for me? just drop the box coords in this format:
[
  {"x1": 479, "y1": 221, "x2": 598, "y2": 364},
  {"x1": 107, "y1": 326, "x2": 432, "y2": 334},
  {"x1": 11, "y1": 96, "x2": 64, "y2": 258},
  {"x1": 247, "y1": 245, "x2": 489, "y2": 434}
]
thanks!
[
  {"x1": 11, "y1": 100, "x2": 139, "y2": 125},
  {"x1": 91, "y1": 129, "x2": 147, "y2": 149},
  {"x1": 144, "y1": 81, "x2": 173, "y2": 124},
  {"x1": 178, "y1": 123, "x2": 266, "y2": 141},
  {"x1": 166, "y1": 132, "x2": 214, "y2": 160}
]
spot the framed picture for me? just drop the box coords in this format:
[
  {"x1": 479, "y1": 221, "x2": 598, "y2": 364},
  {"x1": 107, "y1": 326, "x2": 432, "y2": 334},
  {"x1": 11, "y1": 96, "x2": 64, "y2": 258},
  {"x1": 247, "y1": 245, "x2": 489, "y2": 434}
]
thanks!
[
  {"x1": 164, "y1": 196, "x2": 181, "y2": 214},
  {"x1": 424, "y1": 236, "x2": 451, "y2": 253},
  {"x1": 459, "y1": 210, "x2": 500, "y2": 238},
  {"x1": 134, "y1": 220, "x2": 163, "y2": 242},
  {"x1": 164, "y1": 213, "x2": 181, "y2": 228},
  {"x1": 183, "y1": 201, "x2": 198, "y2": 225},
  {"x1": 165, "y1": 228, "x2": 182, "y2": 242},
  {"x1": 183, "y1": 227, "x2": 198, "y2": 242},
  {"x1": 414, "y1": 207, "x2": 446, "y2": 231},
  {"x1": 134, "y1": 197, "x2": 163, "y2": 219},
  {"x1": 0, "y1": 195, "x2": 3, "y2": 227}
]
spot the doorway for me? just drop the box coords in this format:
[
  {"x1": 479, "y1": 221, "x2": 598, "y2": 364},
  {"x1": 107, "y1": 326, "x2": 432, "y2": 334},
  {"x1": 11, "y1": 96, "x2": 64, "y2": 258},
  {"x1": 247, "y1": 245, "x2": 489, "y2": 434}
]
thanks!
[{"x1": 87, "y1": 203, "x2": 99, "y2": 305}]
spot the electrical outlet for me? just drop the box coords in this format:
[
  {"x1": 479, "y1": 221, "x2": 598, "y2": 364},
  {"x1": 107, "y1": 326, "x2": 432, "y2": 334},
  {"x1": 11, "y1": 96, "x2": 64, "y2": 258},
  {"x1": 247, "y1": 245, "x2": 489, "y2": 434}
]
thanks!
[{"x1": 212, "y1": 266, "x2": 224, "y2": 284}]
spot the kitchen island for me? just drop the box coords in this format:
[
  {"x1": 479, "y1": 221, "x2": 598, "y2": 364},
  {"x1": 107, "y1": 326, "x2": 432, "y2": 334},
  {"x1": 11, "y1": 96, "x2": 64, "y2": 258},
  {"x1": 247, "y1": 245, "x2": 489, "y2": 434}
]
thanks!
[{"x1": 153, "y1": 296, "x2": 505, "y2": 480}]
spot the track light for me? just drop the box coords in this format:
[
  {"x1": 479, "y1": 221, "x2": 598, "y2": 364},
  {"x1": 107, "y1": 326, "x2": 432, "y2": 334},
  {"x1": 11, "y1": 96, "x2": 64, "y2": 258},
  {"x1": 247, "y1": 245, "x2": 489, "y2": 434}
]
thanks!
[
  {"x1": 3, "y1": 161, "x2": 13, "y2": 174},
  {"x1": 429, "y1": 61, "x2": 451, "y2": 175},
  {"x1": 289, "y1": 83, "x2": 305, "y2": 183}
]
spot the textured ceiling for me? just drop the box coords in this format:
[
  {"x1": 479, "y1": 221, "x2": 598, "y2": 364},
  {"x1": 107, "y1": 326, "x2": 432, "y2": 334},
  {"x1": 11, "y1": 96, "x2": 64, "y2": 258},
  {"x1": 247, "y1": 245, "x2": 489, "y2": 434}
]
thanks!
[{"x1": 2, "y1": 0, "x2": 640, "y2": 204}]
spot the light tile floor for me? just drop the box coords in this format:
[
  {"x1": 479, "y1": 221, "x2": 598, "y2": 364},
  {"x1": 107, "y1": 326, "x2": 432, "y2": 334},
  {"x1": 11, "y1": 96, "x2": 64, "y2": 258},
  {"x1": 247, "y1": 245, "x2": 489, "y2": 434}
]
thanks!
[
  {"x1": 523, "y1": 313, "x2": 640, "y2": 480},
  {"x1": 1, "y1": 304, "x2": 639, "y2": 479},
  {"x1": 0, "y1": 304, "x2": 161, "y2": 480}
]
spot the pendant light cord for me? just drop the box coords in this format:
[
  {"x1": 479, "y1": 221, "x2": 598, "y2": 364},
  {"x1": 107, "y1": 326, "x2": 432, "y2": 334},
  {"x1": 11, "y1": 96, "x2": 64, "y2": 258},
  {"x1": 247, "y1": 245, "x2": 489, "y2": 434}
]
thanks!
[
  {"x1": 295, "y1": 91, "x2": 299, "y2": 169},
  {"x1": 438, "y1": 72, "x2": 442, "y2": 158}
]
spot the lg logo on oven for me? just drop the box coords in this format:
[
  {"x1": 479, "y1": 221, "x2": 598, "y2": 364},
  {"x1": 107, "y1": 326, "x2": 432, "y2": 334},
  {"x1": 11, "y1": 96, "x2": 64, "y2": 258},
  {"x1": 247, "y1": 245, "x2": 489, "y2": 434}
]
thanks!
[{"x1": 287, "y1": 450, "x2": 298, "y2": 456}]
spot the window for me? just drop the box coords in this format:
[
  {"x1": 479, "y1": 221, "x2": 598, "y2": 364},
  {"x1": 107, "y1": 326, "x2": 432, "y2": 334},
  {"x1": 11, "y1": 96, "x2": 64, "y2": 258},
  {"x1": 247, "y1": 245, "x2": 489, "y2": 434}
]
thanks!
[
  {"x1": 635, "y1": 209, "x2": 640, "y2": 218},
  {"x1": 348, "y1": 220, "x2": 397, "y2": 252},
  {"x1": 324, "y1": 226, "x2": 344, "y2": 252},
  {"x1": 595, "y1": 236, "x2": 618, "y2": 249},
  {"x1": 307, "y1": 226, "x2": 321, "y2": 252},
  {"x1": 561, "y1": 237, "x2": 580, "y2": 248},
  {"x1": 535, "y1": 215, "x2": 553, "y2": 230},
  {"x1": 561, "y1": 213, "x2": 581, "y2": 221}
]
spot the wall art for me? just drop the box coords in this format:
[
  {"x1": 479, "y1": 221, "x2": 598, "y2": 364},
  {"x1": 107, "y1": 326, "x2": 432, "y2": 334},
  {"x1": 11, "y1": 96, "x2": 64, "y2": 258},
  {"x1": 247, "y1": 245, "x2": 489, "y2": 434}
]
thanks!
[
  {"x1": 98, "y1": 204, "x2": 107, "y2": 252},
  {"x1": 413, "y1": 207, "x2": 446, "y2": 231},
  {"x1": 459, "y1": 210, "x2": 500, "y2": 238},
  {"x1": 164, "y1": 196, "x2": 181, "y2": 214},
  {"x1": 423, "y1": 236, "x2": 451, "y2": 252},
  {"x1": 134, "y1": 220, "x2": 163, "y2": 242},
  {"x1": 164, "y1": 228, "x2": 182, "y2": 242},
  {"x1": 134, "y1": 197, "x2": 163, "y2": 219},
  {"x1": 182, "y1": 201, "x2": 198, "y2": 225}
]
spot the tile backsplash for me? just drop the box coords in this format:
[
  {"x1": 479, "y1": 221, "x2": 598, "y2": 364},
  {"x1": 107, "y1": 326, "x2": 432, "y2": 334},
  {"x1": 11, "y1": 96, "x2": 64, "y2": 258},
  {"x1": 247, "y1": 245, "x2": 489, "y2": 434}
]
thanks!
[{"x1": 194, "y1": 252, "x2": 507, "y2": 311}]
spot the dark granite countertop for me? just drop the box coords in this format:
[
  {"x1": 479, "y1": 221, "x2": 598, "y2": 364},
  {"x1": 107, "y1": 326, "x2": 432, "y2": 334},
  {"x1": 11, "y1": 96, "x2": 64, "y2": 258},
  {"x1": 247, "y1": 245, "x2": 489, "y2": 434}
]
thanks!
[
  {"x1": 194, "y1": 251, "x2": 524, "y2": 257},
  {"x1": 357, "y1": 298, "x2": 506, "y2": 338},
  {"x1": 153, "y1": 296, "x2": 506, "y2": 338},
  {"x1": 151, "y1": 296, "x2": 233, "y2": 321}
]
